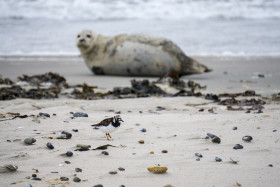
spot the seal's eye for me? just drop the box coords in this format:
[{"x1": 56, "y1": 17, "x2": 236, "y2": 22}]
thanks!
[
  {"x1": 77, "y1": 35, "x2": 80, "y2": 38},
  {"x1": 86, "y1": 34, "x2": 91, "y2": 38}
]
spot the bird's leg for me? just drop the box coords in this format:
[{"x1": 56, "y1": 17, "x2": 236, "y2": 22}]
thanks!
[
  {"x1": 106, "y1": 133, "x2": 110, "y2": 140},
  {"x1": 108, "y1": 133, "x2": 112, "y2": 138}
]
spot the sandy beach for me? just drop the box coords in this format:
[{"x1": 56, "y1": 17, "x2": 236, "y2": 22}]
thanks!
[{"x1": 0, "y1": 55, "x2": 280, "y2": 187}]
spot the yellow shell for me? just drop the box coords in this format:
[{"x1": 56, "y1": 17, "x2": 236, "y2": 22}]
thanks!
[{"x1": 147, "y1": 166, "x2": 168, "y2": 174}]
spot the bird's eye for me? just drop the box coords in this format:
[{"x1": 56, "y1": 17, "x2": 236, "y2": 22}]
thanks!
[
  {"x1": 77, "y1": 35, "x2": 80, "y2": 38},
  {"x1": 86, "y1": 34, "x2": 91, "y2": 38}
]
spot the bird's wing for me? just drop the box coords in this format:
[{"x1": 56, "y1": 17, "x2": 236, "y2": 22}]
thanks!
[{"x1": 91, "y1": 117, "x2": 113, "y2": 127}]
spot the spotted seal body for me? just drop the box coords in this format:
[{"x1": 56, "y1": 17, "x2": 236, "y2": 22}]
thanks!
[{"x1": 76, "y1": 30, "x2": 211, "y2": 76}]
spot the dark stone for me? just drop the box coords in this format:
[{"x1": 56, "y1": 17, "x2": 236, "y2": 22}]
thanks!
[
  {"x1": 198, "y1": 108, "x2": 204, "y2": 112},
  {"x1": 101, "y1": 151, "x2": 109, "y2": 155},
  {"x1": 215, "y1": 157, "x2": 222, "y2": 162},
  {"x1": 196, "y1": 158, "x2": 200, "y2": 161},
  {"x1": 66, "y1": 151, "x2": 73, "y2": 157},
  {"x1": 32, "y1": 174, "x2": 37, "y2": 177},
  {"x1": 232, "y1": 127, "x2": 238, "y2": 130},
  {"x1": 118, "y1": 167, "x2": 125, "y2": 171},
  {"x1": 75, "y1": 168, "x2": 82, "y2": 172},
  {"x1": 46, "y1": 142, "x2": 54, "y2": 149},
  {"x1": 73, "y1": 177, "x2": 81, "y2": 182},
  {"x1": 60, "y1": 177, "x2": 69, "y2": 181},
  {"x1": 242, "y1": 135, "x2": 253, "y2": 142},
  {"x1": 273, "y1": 130, "x2": 277, "y2": 132},
  {"x1": 64, "y1": 161, "x2": 71, "y2": 164},
  {"x1": 268, "y1": 164, "x2": 273, "y2": 167},
  {"x1": 233, "y1": 144, "x2": 243, "y2": 150},
  {"x1": 93, "y1": 184, "x2": 103, "y2": 187},
  {"x1": 31, "y1": 177, "x2": 42, "y2": 181},
  {"x1": 258, "y1": 74, "x2": 265, "y2": 78},
  {"x1": 39, "y1": 112, "x2": 50, "y2": 118},
  {"x1": 61, "y1": 131, "x2": 72, "y2": 139},
  {"x1": 195, "y1": 153, "x2": 203, "y2": 158},
  {"x1": 72, "y1": 129, "x2": 79, "y2": 132},
  {"x1": 212, "y1": 136, "x2": 221, "y2": 144},
  {"x1": 92, "y1": 67, "x2": 104, "y2": 75},
  {"x1": 140, "y1": 128, "x2": 147, "y2": 132},
  {"x1": 73, "y1": 112, "x2": 88, "y2": 117}
]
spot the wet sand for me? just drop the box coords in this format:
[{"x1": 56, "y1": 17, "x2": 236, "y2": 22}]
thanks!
[{"x1": 0, "y1": 55, "x2": 280, "y2": 187}]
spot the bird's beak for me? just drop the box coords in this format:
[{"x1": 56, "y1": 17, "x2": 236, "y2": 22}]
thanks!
[{"x1": 120, "y1": 119, "x2": 124, "y2": 122}]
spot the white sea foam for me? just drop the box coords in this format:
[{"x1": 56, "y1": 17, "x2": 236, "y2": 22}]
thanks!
[{"x1": 0, "y1": 0, "x2": 280, "y2": 20}]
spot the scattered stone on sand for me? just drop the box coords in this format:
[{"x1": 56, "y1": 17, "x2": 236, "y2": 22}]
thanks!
[
  {"x1": 24, "y1": 138, "x2": 36, "y2": 145},
  {"x1": 147, "y1": 166, "x2": 168, "y2": 174},
  {"x1": 73, "y1": 177, "x2": 81, "y2": 182},
  {"x1": 233, "y1": 144, "x2": 243, "y2": 150},
  {"x1": 242, "y1": 135, "x2": 253, "y2": 142},
  {"x1": 58, "y1": 131, "x2": 72, "y2": 139},
  {"x1": 109, "y1": 171, "x2": 118, "y2": 175},
  {"x1": 162, "y1": 150, "x2": 168, "y2": 153},
  {"x1": 92, "y1": 144, "x2": 116, "y2": 150},
  {"x1": 195, "y1": 153, "x2": 203, "y2": 158},
  {"x1": 101, "y1": 151, "x2": 109, "y2": 156},
  {"x1": 118, "y1": 167, "x2": 125, "y2": 171},
  {"x1": 39, "y1": 112, "x2": 50, "y2": 118},
  {"x1": 215, "y1": 157, "x2": 222, "y2": 162},
  {"x1": 140, "y1": 128, "x2": 147, "y2": 132},
  {"x1": 64, "y1": 161, "x2": 71, "y2": 164},
  {"x1": 72, "y1": 112, "x2": 88, "y2": 118},
  {"x1": 32, "y1": 174, "x2": 37, "y2": 178},
  {"x1": 46, "y1": 142, "x2": 54, "y2": 149},
  {"x1": 206, "y1": 133, "x2": 221, "y2": 144},
  {"x1": 66, "y1": 151, "x2": 73, "y2": 157},
  {"x1": 60, "y1": 177, "x2": 69, "y2": 181},
  {"x1": 75, "y1": 168, "x2": 82, "y2": 172},
  {"x1": 150, "y1": 151, "x2": 154, "y2": 154},
  {"x1": 273, "y1": 130, "x2": 277, "y2": 132},
  {"x1": 232, "y1": 127, "x2": 238, "y2": 130},
  {"x1": 198, "y1": 108, "x2": 204, "y2": 112},
  {"x1": 138, "y1": 140, "x2": 145, "y2": 144},
  {"x1": 93, "y1": 184, "x2": 103, "y2": 187},
  {"x1": 75, "y1": 144, "x2": 91, "y2": 151},
  {"x1": 268, "y1": 164, "x2": 273, "y2": 167}
]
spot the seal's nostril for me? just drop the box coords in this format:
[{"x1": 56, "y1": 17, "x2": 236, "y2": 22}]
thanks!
[{"x1": 80, "y1": 39, "x2": 85, "y2": 42}]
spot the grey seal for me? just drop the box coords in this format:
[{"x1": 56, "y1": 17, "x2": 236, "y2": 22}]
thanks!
[{"x1": 76, "y1": 30, "x2": 211, "y2": 76}]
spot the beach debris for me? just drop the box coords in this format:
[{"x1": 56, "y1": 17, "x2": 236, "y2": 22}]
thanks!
[
  {"x1": 72, "y1": 112, "x2": 88, "y2": 118},
  {"x1": 93, "y1": 184, "x2": 103, "y2": 187},
  {"x1": 39, "y1": 112, "x2": 50, "y2": 118},
  {"x1": 233, "y1": 144, "x2": 243, "y2": 150},
  {"x1": 0, "y1": 164, "x2": 18, "y2": 173},
  {"x1": 75, "y1": 144, "x2": 91, "y2": 151},
  {"x1": 215, "y1": 157, "x2": 222, "y2": 162},
  {"x1": 147, "y1": 166, "x2": 168, "y2": 174},
  {"x1": 236, "y1": 182, "x2": 242, "y2": 186},
  {"x1": 24, "y1": 137, "x2": 36, "y2": 145},
  {"x1": 242, "y1": 135, "x2": 253, "y2": 142},
  {"x1": 229, "y1": 158, "x2": 239, "y2": 164},
  {"x1": 118, "y1": 167, "x2": 125, "y2": 171},
  {"x1": 57, "y1": 131, "x2": 72, "y2": 139},
  {"x1": 272, "y1": 92, "x2": 280, "y2": 101},
  {"x1": 60, "y1": 177, "x2": 69, "y2": 181},
  {"x1": 208, "y1": 107, "x2": 217, "y2": 114},
  {"x1": 254, "y1": 110, "x2": 263, "y2": 114},
  {"x1": 219, "y1": 98, "x2": 265, "y2": 107},
  {"x1": 92, "y1": 144, "x2": 116, "y2": 150},
  {"x1": 140, "y1": 128, "x2": 147, "y2": 132},
  {"x1": 32, "y1": 174, "x2": 37, "y2": 178},
  {"x1": 109, "y1": 171, "x2": 118, "y2": 175},
  {"x1": 73, "y1": 177, "x2": 81, "y2": 182},
  {"x1": 232, "y1": 127, "x2": 238, "y2": 130},
  {"x1": 195, "y1": 153, "x2": 203, "y2": 158},
  {"x1": 75, "y1": 168, "x2": 82, "y2": 172},
  {"x1": 150, "y1": 151, "x2": 154, "y2": 154},
  {"x1": 101, "y1": 151, "x2": 109, "y2": 156},
  {"x1": 205, "y1": 93, "x2": 219, "y2": 101},
  {"x1": 138, "y1": 140, "x2": 145, "y2": 144},
  {"x1": 32, "y1": 177, "x2": 42, "y2": 181},
  {"x1": 206, "y1": 133, "x2": 221, "y2": 144},
  {"x1": 162, "y1": 150, "x2": 168, "y2": 153},
  {"x1": 46, "y1": 142, "x2": 54, "y2": 149}
]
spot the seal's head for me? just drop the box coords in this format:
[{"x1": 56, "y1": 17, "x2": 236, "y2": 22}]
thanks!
[{"x1": 76, "y1": 30, "x2": 97, "y2": 53}]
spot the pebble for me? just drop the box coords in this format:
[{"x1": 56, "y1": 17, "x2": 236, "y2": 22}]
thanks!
[
  {"x1": 119, "y1": 185, "x2": 125, "y2": 187},
  {"x1": 25, "y1": 184, "x2": 32, "y2": 187},
  {"x1": 198, "y1": 108, "x2": 204, "y2": 112},
  {"x1": 72, "y1": 129, "x2": 78, "y2": 132},
  {"x1": 268, "y1": 164, "x2": 273, "y2": 167},
  {"x1": 233, "y1": 144, "x2": 243, "y2": 150},
  {"x1": 273, "y1": 130, "x2": 277, "y2": 132},
  {"x1": 138, "y1": 140, "x2": 144, "y2": 144},
  {"x1": 75, "y1": 168, "x2": 82, "y2": 172},
  {"x1": 32, "y1": 177, "x2": 42, "y2": 181},
  {"x1": 39, "y1": 112, "x2": 50, "y2": 118},
  {"x1": 64, "y1": 161, "x2": 71, "y2": 164},
  {"x1": 140, "y1": 128, "x2": 147, "y2": 132},
  {"x1": 215, "y1": 157, "x2": 222, "y2": 162},
  {"x1": 61, "y1": 131, "x2": 72, "y2": 139},
  {"x1": 195, "y1": 153, "x2": 203, "y2": 158},
  {"x1": 46, "y1": 142, "x2": 54, "y2": 149},
  {"x1": 31, "y1": 174, "x2": 37, "y2": 178},
  {"x1": 60, "y1": 177, "x2": 69, "y2": 181},
  {"x1": 118, "y1": 167, "x2": 125, "y2": 171},
  {"x1": 24, "y1": 137, "x2": 36, "y2": 145},
  {"x1": 101, "y1": 151, "x2": 109, "y2": 156},
  {"x1": 109, "y1": 171, "x2": 118, "y2": 175},
  {"x1": 232, "y1": 127, "x2": 238, "y2": 130},
  {"x1": 66, "y1": 151, "x2": 73, "y2": 157},
  {"x1": 93, "y1": 185, "x2": 103, "y2": 187},
  {"x1": 150, "y1": 151, "x2": 154, "y2": 154},
  {"x1": 207, "y1": 133, "x2": 221, "y2": 144},
  {"x1": 258, "y1": 74, "x2": 265, "y2": 78},
  {"x1": 242, "y1": 135, "x2": 253, "y2": 142},
  {"x1": 73, "y1": 112, "x2": 88, "y2": 118},
  {"x1": 162, "y1": 150, "x2": 168, "y2": 153},
  {"x1": 73, "y1": 177, "x2": 81, "y2": 182},
  {"x1": 196, "y1": 158, "x2": 200, "y2": 161}
]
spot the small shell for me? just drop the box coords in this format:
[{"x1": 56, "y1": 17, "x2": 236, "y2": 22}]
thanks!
[
  {"x1": 24, "y1": 138, "x2": 36, "y2": 145},
  {"x1": 147, "y1": 166, "x2": 168, "y2": 174}
]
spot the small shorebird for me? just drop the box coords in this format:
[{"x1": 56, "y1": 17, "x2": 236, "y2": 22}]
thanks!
[{"x1": 91, "y1": 115, "x2": 124, "y2": 140}]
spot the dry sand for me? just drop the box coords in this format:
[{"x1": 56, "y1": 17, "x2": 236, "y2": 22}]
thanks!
[{"x1": 0, "y1": 55, "x2": 280, "y2": 187}]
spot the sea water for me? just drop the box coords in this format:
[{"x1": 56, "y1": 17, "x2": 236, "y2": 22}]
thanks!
[{"x1": 0, "y1": 0, "x2": 279, "y2": 56}]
